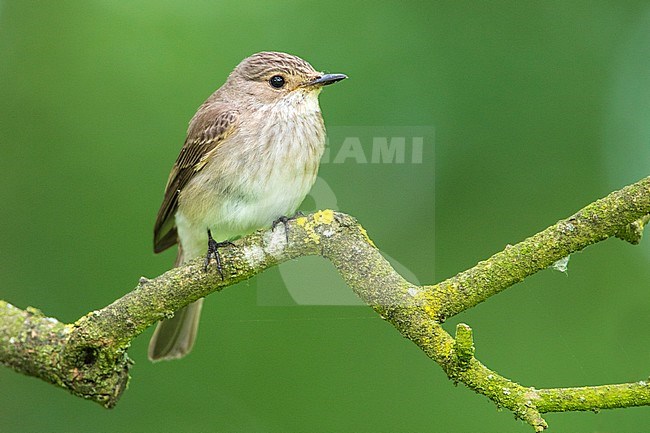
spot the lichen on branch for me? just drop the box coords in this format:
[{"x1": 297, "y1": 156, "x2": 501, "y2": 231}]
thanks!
[{"x1": 1, "y1": 176, "x2": 649, "y2": 430}]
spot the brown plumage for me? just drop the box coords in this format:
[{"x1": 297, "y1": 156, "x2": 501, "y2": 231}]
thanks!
[
  {"x1": 149, "y1": 52, "x2": 346, "y2": 361},
  {"x1": 153, "y1": 109, "x2": 238, "y2": 253}
]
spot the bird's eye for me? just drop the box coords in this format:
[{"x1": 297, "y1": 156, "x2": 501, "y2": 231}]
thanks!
[{"x1": 269, "y1": 75, "x2": 286, "y2": 89}]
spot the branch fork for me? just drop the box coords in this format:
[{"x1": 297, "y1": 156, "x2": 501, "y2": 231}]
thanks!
[{"x1": 2, "y1": 176, "x2": 650, "y2": 430}]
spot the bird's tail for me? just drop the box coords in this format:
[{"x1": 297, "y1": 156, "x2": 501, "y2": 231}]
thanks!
[{"x1": 148, "y1": 244, "x2": 204, "y2": 361}]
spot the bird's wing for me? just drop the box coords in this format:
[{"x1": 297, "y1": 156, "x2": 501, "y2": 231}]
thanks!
[{"x1": 153, "y1": 108, "x2": 239, "y2": 253}]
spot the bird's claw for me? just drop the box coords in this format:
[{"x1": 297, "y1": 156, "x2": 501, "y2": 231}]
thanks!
[
  {"x1": 204, "y1": 229, "x2": 234, "y2": 279},
  {"x1": 272, "y1": 211, "x2": 304, "y2": 243}
]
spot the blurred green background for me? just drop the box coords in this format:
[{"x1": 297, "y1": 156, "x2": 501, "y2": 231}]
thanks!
[{"x1": 1, "y1": 1, "x2": 650, "y2": 432}]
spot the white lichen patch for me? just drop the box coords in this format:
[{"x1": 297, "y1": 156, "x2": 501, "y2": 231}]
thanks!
[
  {"x1": 264, "y1": 228, "x2": 288, "y2": 258},
  {"x1": 550, "y1": 255, "x2": 570, "y2": 273},
  {"x1": 322, "y1": 228, "x2": 335, "y2": 237},
  {"x1": 242, "y1": 244, "x2": 266, "y2": 268},
  {"x1": 407, "y1": 287, "x2": 420, "y2": 297},
  {"x1": 502, "y1": 387, "x2": 511, "y2": 395},
  {"x1": 9, "y1": 337, "x2": 15, "y2": 344},
  {"x1": 45, "y1": 317, "x2": 59, "y2": 324}
]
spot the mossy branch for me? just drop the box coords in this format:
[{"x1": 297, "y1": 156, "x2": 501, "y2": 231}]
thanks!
[{"x1": 1, "y1": 176, "x2": 649, "y2": 430}]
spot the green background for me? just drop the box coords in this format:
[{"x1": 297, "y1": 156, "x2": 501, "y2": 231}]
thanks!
[{"x1": 1, "y1": 1, "x2": 650, "y2": 432}]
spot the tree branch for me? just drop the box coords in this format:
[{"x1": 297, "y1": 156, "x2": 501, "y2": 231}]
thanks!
[
  {"x1": 1, "y1": 176, "x2": 649, "y2": 430},
  {"x1": 423, "y1": 175, "x2": 650, "y2": 321}
]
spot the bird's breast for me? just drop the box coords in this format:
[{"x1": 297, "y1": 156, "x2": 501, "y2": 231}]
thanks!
[{"x1": 176, "y1": 99, "x2": 326, "y2": 254}]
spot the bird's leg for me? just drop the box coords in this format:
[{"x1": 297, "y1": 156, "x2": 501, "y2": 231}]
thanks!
[
  {"x1": 204, "y1": 229, "x2": 235, "y2": 278},
  {"x1": 271, "y1": 211, "x2": 304, "y2": 243}
]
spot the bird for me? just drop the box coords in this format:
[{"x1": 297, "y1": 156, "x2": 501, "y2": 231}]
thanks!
[{"x1": 148, "y1": 51, "x2": 347, "y2": 361}]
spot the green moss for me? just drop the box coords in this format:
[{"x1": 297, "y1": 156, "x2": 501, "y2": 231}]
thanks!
[{"x1": 1, "y1": 179, "x2": 649, "y2": 427}]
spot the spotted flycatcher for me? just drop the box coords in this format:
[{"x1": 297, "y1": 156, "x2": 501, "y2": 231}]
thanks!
[{"x1": 149, "y1": 52, "x2": 347, "y2": 361}]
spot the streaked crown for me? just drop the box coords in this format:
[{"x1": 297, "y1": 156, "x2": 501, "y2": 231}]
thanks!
[
  {"x1": 215, "y1": 51, "x2": 346, "y2": 106},
  {"x1": 235, "y1": 51, "x2": 318, "y2": 81}
]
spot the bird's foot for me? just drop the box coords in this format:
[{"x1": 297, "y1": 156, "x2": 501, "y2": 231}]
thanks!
[
  {"x1": 272, "y1": 211, "x2": 304, "y2": 242},
  {"x1": 204, "y1": 229, "x2": 235, "y2": 278}
]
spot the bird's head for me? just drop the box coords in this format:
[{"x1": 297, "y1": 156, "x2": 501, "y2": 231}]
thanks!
[{"x1": 225, "y1": 51, "x2": 347, "y2": 107}]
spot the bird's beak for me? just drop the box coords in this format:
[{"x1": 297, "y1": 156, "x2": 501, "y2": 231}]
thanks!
[{"x1": 304, "y1": 73, "x2": 348, "y2": 87}]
